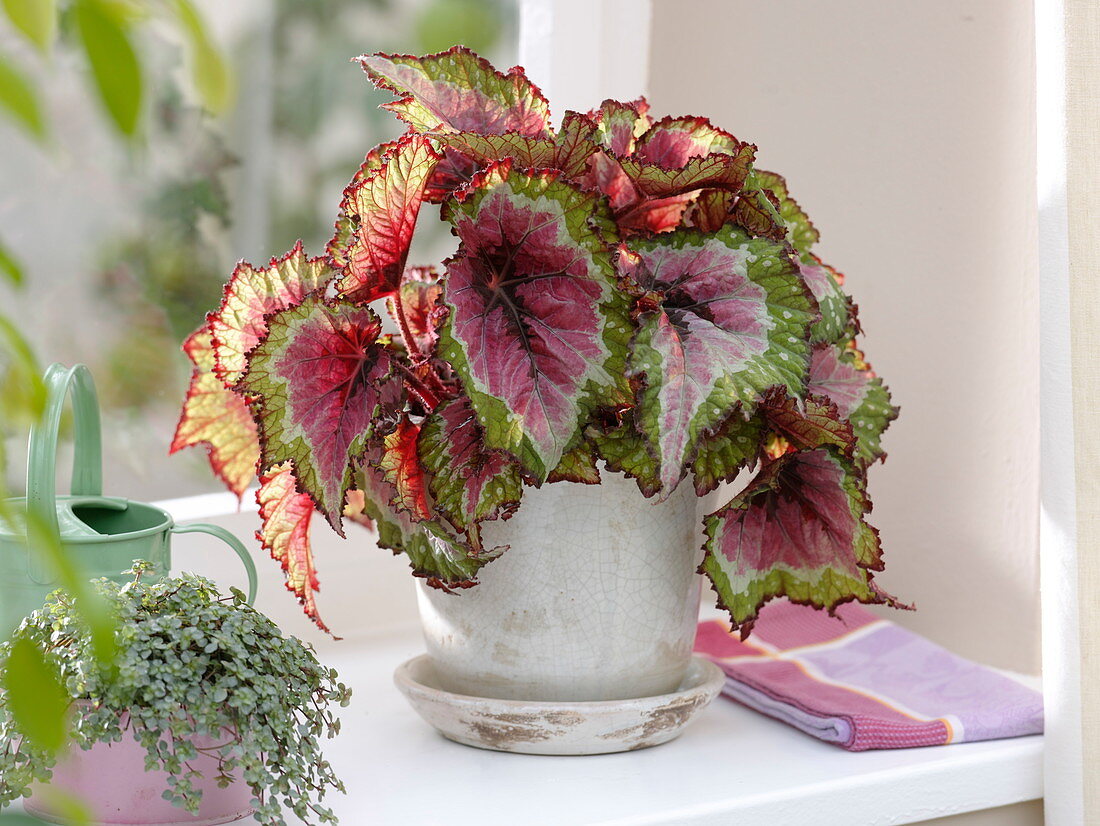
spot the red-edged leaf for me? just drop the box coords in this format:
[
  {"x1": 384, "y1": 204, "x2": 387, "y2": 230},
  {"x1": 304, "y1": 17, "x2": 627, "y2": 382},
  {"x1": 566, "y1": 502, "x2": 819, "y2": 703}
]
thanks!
[
  {"x1": 731, "y1": 186, "x2": 786, "y2": 242},
  {"x1": 621, "y1": 227, "x2": 814, "y2": 494},
  {"x1": 209, "y1": 241, "x2": 334, "y2": 384},
  {"x1": 689, "y1": 405, "x2": 763, "y2": 496},
  {"x1": 633, "y1": 115, "x2": 747, "y2": 168},
  {"x1": 758, "y1": 388, "x2": 854, "y2": 456},
  {"x1": 702, "y1": 447, "x2": 901, "y2": 637},
  {"x1": 335, "y1": 135, "x2": 441, "y2": 303},
  {"x1": 357, "y1": 46, "x2": 551, "y2": 136},
  {"x1": 357, "y1": 453, "x2": 506, "y2": 587},
  {"x1": 437, "y1": 160, "x2": 631, "y2": 480},
  {"x1": 327, "y1": 141, "x2": 398, "y2": 267},
  {"x1": 754, "y1": 169, "x2": 819, "y2": 254},
  {"x1": 440, "y1": 111, "x2": 599, "y2": 178},
  {"x1": 171, "y1": 325, "x2": 260, "y2": 499},
  {"x1": 619, "y1": 147, "x2": 756, "y2": 199},
  {"x1": 255, "y1": 463, "x2": 332, "y2": 634},
  {"x1": 588, "y1": 98, "x2": 651, "y2": 156},
  {"x1": 799, "y1": 255, "x2": 852, "y2": 344},
  {"x1": 418, "y1": 396, "x2": 523, "y2": 529},
  {"x1": 388, "y1": 266, "x2": 444, "y2": 360},
  {"x1": 689, "y1": 188, "x2": 736, "y2": 234},
  {"x1": 547, "y1": 439, "x2": 601, "y2": 484},
  {"x1": 806, "y1": 343, "x2": 897, "y2": 466},
  {"x1": 378, "y1": 417, "x2": 431, "y2": 520},
  {"x1": 239, "y1": 295, "x2": 400, "y2": 530}
]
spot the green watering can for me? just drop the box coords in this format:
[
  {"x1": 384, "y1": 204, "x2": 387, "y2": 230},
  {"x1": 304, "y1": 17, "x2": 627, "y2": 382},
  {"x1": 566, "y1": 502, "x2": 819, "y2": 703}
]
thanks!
[{"x1": 0, "y1": 363, "x2": 258, "y2": 636}]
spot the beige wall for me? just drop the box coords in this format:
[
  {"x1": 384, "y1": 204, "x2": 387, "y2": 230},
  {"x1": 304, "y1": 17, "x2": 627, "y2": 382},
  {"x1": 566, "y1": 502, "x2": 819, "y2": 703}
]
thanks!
[{"x1": 648, "y1": 0, "x2": 1040, "y2": 672}]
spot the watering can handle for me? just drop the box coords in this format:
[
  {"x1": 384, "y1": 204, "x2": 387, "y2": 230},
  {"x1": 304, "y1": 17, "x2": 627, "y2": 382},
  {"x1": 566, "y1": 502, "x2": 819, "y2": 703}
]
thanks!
[
  {"x1": 170, "y1": 523, "x2": 258, "y2": 605},
  {"x1": 26, "y1": 364, "x2": 103, "y2": 541}
]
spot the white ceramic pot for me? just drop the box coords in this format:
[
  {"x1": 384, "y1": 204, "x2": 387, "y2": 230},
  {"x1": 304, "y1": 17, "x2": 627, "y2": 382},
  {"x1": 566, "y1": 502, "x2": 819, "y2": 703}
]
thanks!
[{"x1": 416, "y1": 471, "x2": 702, "y2": 702}]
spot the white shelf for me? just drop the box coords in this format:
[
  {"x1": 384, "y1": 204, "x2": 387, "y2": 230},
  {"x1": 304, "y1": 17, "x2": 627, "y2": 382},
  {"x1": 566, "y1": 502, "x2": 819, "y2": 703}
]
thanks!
[
  {"x1": 8, "y1": 625, "x2": 1041, "y2": 825},
  {"x1": 293, "y1": 628, "x2": 1042, "y2": 826}
]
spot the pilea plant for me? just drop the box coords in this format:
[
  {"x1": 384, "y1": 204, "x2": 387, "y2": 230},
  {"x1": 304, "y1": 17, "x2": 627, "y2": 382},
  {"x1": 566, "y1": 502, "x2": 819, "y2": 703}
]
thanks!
[
  {"x1": 0, "y1": 563, "x2": 351, "y2": 826},
  {"x1": 173, "y1": 47, "x2": 901, "y2": 636}
]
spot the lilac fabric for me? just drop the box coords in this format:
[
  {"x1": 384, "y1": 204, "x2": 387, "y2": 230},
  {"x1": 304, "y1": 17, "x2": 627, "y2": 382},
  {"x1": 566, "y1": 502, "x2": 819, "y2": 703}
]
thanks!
[{"x1": 694, "y1": 600, "x2": 1044, "y2": 751}]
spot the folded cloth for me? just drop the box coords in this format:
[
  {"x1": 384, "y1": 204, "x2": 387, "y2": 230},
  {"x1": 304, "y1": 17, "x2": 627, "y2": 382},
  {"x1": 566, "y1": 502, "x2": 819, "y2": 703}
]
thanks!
[{"x1": 694, "y1": 600, "x2": 1043, "y2": 751}]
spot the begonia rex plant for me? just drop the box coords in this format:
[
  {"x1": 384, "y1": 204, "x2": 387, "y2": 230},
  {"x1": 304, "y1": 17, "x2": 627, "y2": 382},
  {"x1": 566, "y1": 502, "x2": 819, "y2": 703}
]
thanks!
[{"x1": 173, "y1": 48, "x2": 901, "y2": 636}]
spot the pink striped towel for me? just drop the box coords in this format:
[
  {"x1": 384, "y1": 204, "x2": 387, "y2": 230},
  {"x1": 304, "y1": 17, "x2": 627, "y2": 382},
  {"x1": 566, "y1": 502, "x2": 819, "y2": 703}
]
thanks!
[{"x1": 694, "y1": 600, "x2": 1043, "y2": 751}]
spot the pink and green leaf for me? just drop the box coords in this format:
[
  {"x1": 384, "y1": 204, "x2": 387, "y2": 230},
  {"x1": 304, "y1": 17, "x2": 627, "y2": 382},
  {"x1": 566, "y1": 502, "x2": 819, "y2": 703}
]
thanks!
[
  {"x1": 357, "y1": 46, "x2": 551, "y2": 136},
  {"x1": 799, "y1": 255, "x2": 852, "y2": 344},
  {"x1": 701, "y1": 447, "x2": 899, "y2": 637},
  {"x1": 335, "y1": 135, "x2": 442, "y2": 303},
  {"x1": 619, "y1": 145, "x2": 756, "y2": 199},
  {"x1": 689, "y1": 406, "x2": 763, "y2": 496},
  {"x1": 357, "y1": 455, "x2": 506, "y2": 587},
  {"x1": 754, "y1": 169, "x2": 819, "y2": 254},
  {"x1": 378, "y1": 417, "x2": 432, "y2": 521},
  {"x1": 758, "y1": 388, "x2": 854, "y2": 456},
  {"x1": 588, "y1": 98, "x2": 651, "y2": 156},
  {"x1": 633, "y1": 115, "x2": 747, "y2": 168},
  {"x1": 807, "y1": 343, "x2": 897, "y2": 466},
  {"x1": 418, "y1": 396, "x2": 523, "y2": 529},
  {"x1": 437, "y1": 160, "x2": 631, "y2": 481},
  {"x1": 239, "y1": 295, "x2": 400, "y2": 531},
  {"x1": 388, "y1": 266, "x2": 444, "y2": 360},
  {"x1": 255, "y1": 462, "x2": 331, "y2": 633},
  {"x1": 209, "y1": 241, "x2": 334, "y2": 384},
  {"x1": 327, "y1": 141, "x2": 396, "y2": 267},
  {"x1": 621, "y1": 227, "x2": 815, "y2": 494},
  {"x1": 171, "y1": 325, "x2": 260, "y2": 499},
  {"x1": 440, "y1": 111, "x2": 600, "y2": 179}
]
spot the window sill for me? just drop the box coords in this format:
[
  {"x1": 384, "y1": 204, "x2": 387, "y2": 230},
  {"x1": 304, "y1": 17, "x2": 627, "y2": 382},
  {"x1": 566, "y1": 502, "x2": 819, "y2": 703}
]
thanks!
[{"x1": 291, "y1": 628, "x2": 1041, "y2": 826}]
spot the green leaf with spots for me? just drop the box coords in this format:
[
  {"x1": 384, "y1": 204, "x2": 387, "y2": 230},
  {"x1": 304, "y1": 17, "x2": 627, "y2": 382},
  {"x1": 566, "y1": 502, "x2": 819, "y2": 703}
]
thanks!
[
  {"x1": 754, "y1": 169, "x2": 820, "y2": 254},
  {"x1": 689, "y1": 406, "x2": 763, "y2": 496},
  {"x1": 239, "y1": 296, "x2": 400, "y2": 530},
  {"x1": 437, "y1": 160, "x2": 631, "y2": 481},
  {"x1": 619, "y1": 226, "x2": 814, "y2": 495},
  {"x1": 702, "y1": 447, "x2": 899, "y2": 637},
  {"x1": 799, "y1": 255, "x2": 853, "y2": 344},
  {"x1": 807, "y1": 343, "x2": 897, "y2": 466},
  {"x1": 418, "y1": 396, "x2": 522, "y2": 529}
]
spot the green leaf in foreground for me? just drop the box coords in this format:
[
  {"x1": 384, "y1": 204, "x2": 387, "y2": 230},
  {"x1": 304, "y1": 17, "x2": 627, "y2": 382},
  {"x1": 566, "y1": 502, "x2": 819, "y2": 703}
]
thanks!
[
  {"x1": 0, "y1": 52, "x2": 47, "y2": 141},
  {"x1": 1, "y1": 0, "x2": 56, "y2": 53},
  {"x1": 0, "y1": 237, "x2": 24, "y2": 287},
  {"x1": 1, "y1": 637, "x2": 68, "y2": 753},
  {"x1": 73, "y1": 0, "x2": 142, "y2": 137}
]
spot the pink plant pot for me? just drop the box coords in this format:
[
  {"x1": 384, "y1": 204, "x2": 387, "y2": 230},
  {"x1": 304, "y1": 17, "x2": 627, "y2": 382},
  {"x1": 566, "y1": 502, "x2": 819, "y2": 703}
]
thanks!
[{"x1": 25, "y1": 724, "x2": 253, "y2": 826}]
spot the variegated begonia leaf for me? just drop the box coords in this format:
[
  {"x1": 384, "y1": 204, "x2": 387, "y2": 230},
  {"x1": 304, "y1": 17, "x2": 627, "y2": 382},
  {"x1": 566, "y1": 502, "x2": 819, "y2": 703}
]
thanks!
[
  {"x1": 633, "y1": 115, "x2": 746, "y2": 167},
  {"x1": 590, "y1": 409, "x2": 662, "y2": 497},
  {"x1": 437, "y1": 160, "x2": 631, "y2": 481},
  {"x1": 335, "y1": 135, "x2": 441, "y2": 303},
  {"x1": 440, "y1": 111, "x2": 600, "y2": 179},
  {"x1": 255, "y1": 462, "x2": 376, "y2": 635},
  {"x1": 255, "y1": 462, "x2": 331, "y2": 633},
  {"x1": 588, "y1": 98, "x2": 651, "y2": 156},
  {"x1": 619, "y1": 147, "x2": 756, "y2": 199},
  {"x1": 807, "y1": 343, "x2": 897, "y2": 466},
  {"x1": 171, "y1": 325, "x2": 260, "y2": 499},
  {"x1": 388, "y1": 266, "x2": 444, "y2": 361},
  {"x1": 702, "y1": 446, "x2": 898, "y2": 636},
  {"x1": 378, "y1": 417, "x2": 431, "y2": 521},
  {"x1": 757, "y1": 388, "x2": 855, "y2": 456},
  {"x1": 418, "y1": 396, "x2": 523, "y2": 529},
  {"x1": 327, "y1": 141, "x2": 396, "y2": 267},
  {"x1": 689, "y1": 407, "x2": 764, "y2": 496},
  {"x1": 357, "y1": 46, "x2": 551, "y2": 136},
  {"x1": 799, "y1": 255, "x2": 853, "y2": 344},
  {"x1": 357, "y1": 454, "x2": 505, "y2": 589},
  {"x1": 239, "y1": 295, "x2": 399, "y2": 531},
  {"x1": 731, "y1": 185, "x2": 787, "y2": 243},
  {"x1": 209, "y1": 241, "x2": 334, "y2": 384},
  {"x1": 754, "y1": 169, "x2": 820, "y2": 254},
  {"x1": 547, "y1": 438, "x2": 601, "y2": 484},
  {"x1": 620, "y1": 226, "x2": 815, "y2": 494}
]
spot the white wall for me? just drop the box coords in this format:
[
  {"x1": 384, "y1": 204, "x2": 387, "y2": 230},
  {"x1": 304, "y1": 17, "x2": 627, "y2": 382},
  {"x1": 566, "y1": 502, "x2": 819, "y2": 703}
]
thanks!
[{"x1": 647, "y1": 0, "x2": 1040, "y2": 673}]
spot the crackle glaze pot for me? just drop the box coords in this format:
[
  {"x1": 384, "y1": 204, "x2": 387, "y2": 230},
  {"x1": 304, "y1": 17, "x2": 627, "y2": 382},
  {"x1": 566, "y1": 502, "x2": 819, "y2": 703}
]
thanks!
[{"x1": 416, "y1": 471, "x2": 703, "y2": 702}]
